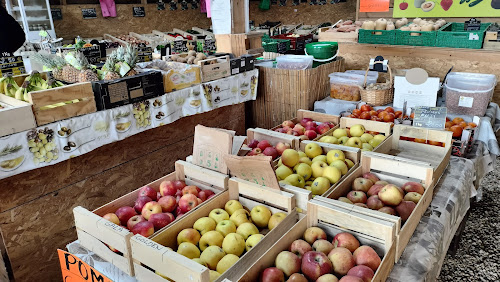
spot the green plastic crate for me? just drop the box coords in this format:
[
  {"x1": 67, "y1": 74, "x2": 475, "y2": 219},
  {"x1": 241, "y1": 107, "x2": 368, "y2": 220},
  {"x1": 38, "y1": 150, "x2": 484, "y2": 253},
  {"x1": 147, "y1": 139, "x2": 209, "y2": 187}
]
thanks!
[
  {"x1": 436, "y1": 22, "x2": 491, "y2": 49},
  {"x1": 396, "y1": 25, "x2": 436, "y2": 47},
  {"x1": 358, "y1": 29, "x2": 396, "y2": 45},
  {"x1": 262, "y1": 35, "x2": 291, "y2": 53}
]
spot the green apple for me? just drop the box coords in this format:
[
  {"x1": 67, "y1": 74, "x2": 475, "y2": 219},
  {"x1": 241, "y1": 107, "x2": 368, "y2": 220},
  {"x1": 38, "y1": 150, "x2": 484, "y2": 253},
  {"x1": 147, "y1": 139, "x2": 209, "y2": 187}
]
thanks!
[
  {"x1": 216, "y1": 220, "x2": 237, "y2": 236},
  {"x1": 209, "y1": 209, "x2": 230, "y2": 224},
  {"x1": 326, "y1": 149, "x2": 345, "y2": 164},
  {"x1": 200, "y1": 246, "x2": 226, "y2": 270},
  {"x1": 338, "y1": 136, "x2": 349, "y2": 145},
  {"x1": 319, "y1": 136, "x2": 338, "y2": 144},
  {"x1": 312, "y1": 155, "x2": 327, "y2": 163},
  {"x1": 236, "y1": 222, "x2": 259, "y2": 240},
  {"x1": 275, "y1": 165, "x2": 293, "y2": 180},
  {"x1": 245, "y1": 234, "x2": 265, "y2": 251},
  {"x1": 299, "y1": 157, "x2": 312, "y2": 166},
  {"x1": 224, "y1": 200, "x2": 244, "y2": 215},
  {"x1": 284, "y1": 174, "x2": 305, "y2": 188},
  {"x1": 305, "y1": 180, "x2": 314, "y2": 186},
  {"x1": 362, "y1": 143, "x2": 374, "y2": 151},
  {"x1": 322, "y1": 166, "x2": 341, "y2": 184},
  {"x1": 346, "y1": 137, "x2": 363, "y2": 148},
  {"x1": 210, "y1": 270, "x2": 221, "y2": 281},
  {"x1": 304, "y1": 143, "x2": 323, "y2": 159},
  {"x1": 177, "y1": 228, "x2": 201, "y2": 245},
  {"x1": 277, "y1": 158, "x2": 283, "y2": 166},
  {"x1": 222, "y1": 233, "x2": 246, "y2": 256},
  {"x1": 311, "y1": 161, "x2": 328, "y2": 178},
  {"x1": 281, "y1": 149, "x2": 300, "y2": 168},
  {"x1": 369, "y1": 138, "x2": 382, "y2": 148},
  {"x1": 330, "y1": 159, "x2": 348, "y2": 175},
  {"x1": 268, "y1": 212, "x2": 287, "y2": 230},
  {"x1": 332, "y1": 128, "x2": 348, "y2": 139},
  {"x1": 350, "y1": 124, "x2": 366, "y2": 137},
  {"x1": 374, "y1": 134, "x2": 386, "y2": 141},
  {"x1": 216, "y1": 254, "x2": 239, "y2": 274},
  {"x1": 311, "y1": 177, "x2": 331, "y2": 195},
  {"x1": 192, "y1": 258, "x2": 207, "y2": 267},
  {"x1": 345, "y1": 159, "x2": 355, "y2": 169},
  {"x1": 293, "y1": 163, "x2": 312, "y2": 180},
  {"x1": 229, "y1": 209, "x2": 251, "y2": 227},
  {"x1": 360, "y1": 133, "x2": 374, "y2": 143},
  {"x1": 250, "y1": 205, "x2": 272, "y2": 228},
  {"x1": 199, "y1": 230, "x2": 224, "y2": 251},
  {"x1": 177, "y1": 242, "x2": 200, "y2": 259},
  {"x1": 193, "y1": 217, "x2": 217, "y2": 236},
  {"x1": 297, "y1": 151, "x2": 307, "y2": 158}
]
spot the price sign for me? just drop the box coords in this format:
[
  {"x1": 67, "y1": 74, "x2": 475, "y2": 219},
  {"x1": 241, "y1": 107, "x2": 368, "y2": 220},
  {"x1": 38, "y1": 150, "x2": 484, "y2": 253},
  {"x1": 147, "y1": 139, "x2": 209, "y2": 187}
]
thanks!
[
  {"x1": 359, "y1": 0, "x2": 390, "y2": 12},
  {"x1": 203, "y1": 38, "x2": 216, "y2": 53},
  {"x1": 82, "y1": 8, "x2": 97, "y2": 19},
  {"x1": 133, "y1": 7, "x2": 145, "y2": 17},
  {"x1": 171, "y1": 40, "x2": 188, "y2": 54},
  {"x1": 0, "y1": 52, "x2": 26, "y2": 76},
  {"x1": 413, "y1": 106, "x2": 447, "y2": 129},
  {"x1": 137, "y1": 46, "x2": 153, "y2": 62},
  {"x1": 80, "y1": 45, "x2": 101, "y2": 64},
  {"x1": 465, "y1": 18, "x2": 481, "y2": 31},
  {"x1": 51, "y1": 8, "x2": 62, "y2": 20}
]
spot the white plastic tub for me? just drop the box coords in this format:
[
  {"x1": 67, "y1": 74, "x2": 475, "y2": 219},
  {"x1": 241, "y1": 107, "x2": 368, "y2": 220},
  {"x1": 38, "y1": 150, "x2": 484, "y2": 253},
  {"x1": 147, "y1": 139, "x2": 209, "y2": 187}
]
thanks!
[
  {"x1": 445, "y1": 72, "x2": 497, "y2": 116},
  {"x1": 329, "y1": 72, "x2": 365, "y2": 101},
  {"x1": 276, "y1": 55, "x2": 314, "y2": 70}
]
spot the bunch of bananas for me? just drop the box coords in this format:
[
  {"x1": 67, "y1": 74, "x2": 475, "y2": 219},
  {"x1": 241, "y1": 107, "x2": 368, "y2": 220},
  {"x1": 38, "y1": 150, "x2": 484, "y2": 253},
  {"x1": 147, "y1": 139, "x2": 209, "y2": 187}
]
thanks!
[
  {"x1": 0, "y1": 75, "x2": 19, "y2": 97},
  {"x1": 0, "y1": 71, "x2": 64, "y2": 102}
]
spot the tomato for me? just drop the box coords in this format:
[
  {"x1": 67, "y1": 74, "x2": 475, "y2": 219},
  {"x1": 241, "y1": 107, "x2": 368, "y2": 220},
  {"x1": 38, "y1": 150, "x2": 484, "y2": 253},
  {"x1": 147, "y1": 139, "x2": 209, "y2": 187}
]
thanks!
[
  {"x1": 369, "y1": 110, "x2": 378, "y2": 116},
  {"x1": 360, "y1": 112, "x2": 371, "y2": 120},
  {"x1": 352, "y1": 109, "x2": 362, "y2": 116},
  {"x1": 445, "y1": 121, "x2": 453, "y2": 128},
  {"x1": 394, "y1": 111, "x2": 402, "y2": 118},
  {"x1": 468, "y1": 122, "x2": 477, "y2": 128},
  {"x1": 348, "y1": 114, "x2": 359, "y2": 118},
  {"x1": 376, "y1": 109, "x2": 384, "y2": 114},
  {"x1": 384, "y1": 107, "x2": 395, "y2": 113},
  {"x1": 452, "y1": 117, "x2": 464, "y2": 125},
  {"x1": 450, "y1": 125, "x2": 463, "y2": 137},
  {"x1": 370, "y1": 115, "x2": 379, "y2": 121},
  {"x1": 383, "y1": 113, "x2": 395, "y2": 123},
  {"x1": 378, "y1": 111, "x2": 389, "y2": 119},
  {"x1": 360, "y1": 104, "x2": 373, "y2": 112},
  {"x1": 458, "y1": 121, "x2": 468, "y2": 128},
  {"x1": 414, "y1": 138, "x2": 426, "y2": 143}
]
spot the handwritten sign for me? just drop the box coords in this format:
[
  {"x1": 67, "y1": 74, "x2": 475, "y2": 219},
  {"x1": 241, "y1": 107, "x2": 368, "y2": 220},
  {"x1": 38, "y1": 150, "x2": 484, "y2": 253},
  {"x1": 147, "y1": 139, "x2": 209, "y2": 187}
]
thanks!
[
  {"x1": 80, "y1": 45, "x2": 101, "y2": 64},
  {"x1": 465, "y1": 18, "x2": 481, "y2": 31},
  {"x1": 82, "y1": 8, "x2": 97, "y2": 19},
  {"x1": 203, "y1": 38, "x2": 217, "y2": 53},
  {"x1": 58, "y1": 249, "x2": 113, "y2": 282},
  {"x1": 413, "y1": 106, "x2": 447, "y2": 129},
  {"x1": 171, "y1": 40, "x2": 188, "y2": 54},
  {"x1": 133, "y1": 6, "x2": 145, "y2": 17},
  {"x1": 359, "y1": 0, "x2": 390, "y2": 12},
  {"x1": 137, "y1": 46, "x2": 153, "y2": 62},
  {"x1": 51, "y1": 8, "x2": 62, "y2": 20},
  {"x1": 0, "y1": 52, "x2": 25, "y2": 76}
]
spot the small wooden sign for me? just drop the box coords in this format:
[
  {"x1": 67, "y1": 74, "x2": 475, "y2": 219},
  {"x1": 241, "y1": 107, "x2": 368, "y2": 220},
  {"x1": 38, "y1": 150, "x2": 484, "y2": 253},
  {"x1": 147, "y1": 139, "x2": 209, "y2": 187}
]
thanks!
[
  {"x1": 82, "y1": 8, "x2": 97, "y2": 19},
  {"x1": 58, "y1": 249, "x2": 113, "y2": 282},
  {"x1": 51, "y1": 8, "x2": 62, "y2": 20},
  {"x1": 133, "y1": 6, "x2": 145, "y2": 17},
  {"x1": 413, "y1": 106, "x2": 447, "y2": 129},
  {"x1": 0, "y1": 52, "x2": 25, "y2": 76}
]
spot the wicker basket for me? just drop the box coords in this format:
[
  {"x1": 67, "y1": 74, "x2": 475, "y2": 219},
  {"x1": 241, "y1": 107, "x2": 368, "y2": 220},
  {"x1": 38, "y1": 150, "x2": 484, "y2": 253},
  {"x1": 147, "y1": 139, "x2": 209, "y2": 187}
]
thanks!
[{"x1": 360, "y1": 63, "x2": 393, "y2": 106}]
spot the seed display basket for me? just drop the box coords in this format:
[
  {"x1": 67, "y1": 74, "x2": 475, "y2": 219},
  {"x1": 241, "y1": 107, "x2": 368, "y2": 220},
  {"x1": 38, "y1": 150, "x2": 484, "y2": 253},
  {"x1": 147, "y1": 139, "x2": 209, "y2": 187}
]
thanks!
[
  {"x1": 360, "y1": 63, "x2": 393, "y2": 106},
  {"x1": 358, "y1": 29, "x2": 396, "y2": 45},
  {"x1": 436, "y1": 22, "x2": 491, "y2": 49}
]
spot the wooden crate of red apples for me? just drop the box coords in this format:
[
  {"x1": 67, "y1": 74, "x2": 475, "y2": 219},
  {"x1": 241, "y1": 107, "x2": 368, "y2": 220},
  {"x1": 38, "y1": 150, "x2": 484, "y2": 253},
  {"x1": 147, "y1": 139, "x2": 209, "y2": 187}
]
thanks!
[
  {"x1": 271, "y1": 110, "x2": 340, "y2": 141},
  {"x1": 320, "y1": 152, "x2": 435, "y2": 262},
  {"x1": 238, "y1": 199, "x2": 396, "y2": 282},
  {"x1": 244, "y1": 128, "x2": 300, "y2": 159},
  {"x1": 73, "y1": 160, "x2": 228, "y2": 276}
]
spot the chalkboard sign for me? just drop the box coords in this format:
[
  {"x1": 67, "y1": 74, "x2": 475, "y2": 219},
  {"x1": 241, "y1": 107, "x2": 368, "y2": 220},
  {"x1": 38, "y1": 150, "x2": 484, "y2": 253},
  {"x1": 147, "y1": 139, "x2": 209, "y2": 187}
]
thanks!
[
  {"x1": 51, "y1": 8, "x2": 62, "y2": 20},
  {"x1": 413, "y1": 106, "x2": 447, "y2": 129},
  {"x1": 133, "y1": 7, "x2": 145, "y2": 17},
  {"x1": 171, "y1": 40, "x2": 188, "y2": 54},
  {"x1": 82, "y1": 8, "x2": 97, "y2": 19},
  {"x1": 137, "y1": 47, "x2": 153, "y2": 62},
  {"x1": 203, "y1": 38, "x2": 216, "y2": 53},
  {"x1": 80, "y1": 45, "x2": 102, "y2": 64},
  {"x1": 465, "y1": 18, "x2": 481, "y2": 31},
  {"x1": 0, "y1": 52, "x2": 26, "y2": 76}
]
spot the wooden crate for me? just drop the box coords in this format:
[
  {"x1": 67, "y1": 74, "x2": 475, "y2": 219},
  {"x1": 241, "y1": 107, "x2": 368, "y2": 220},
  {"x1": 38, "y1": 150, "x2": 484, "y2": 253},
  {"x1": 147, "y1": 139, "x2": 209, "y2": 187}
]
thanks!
[
  {"x1": 319, "y1": 151, "x2": 435, "y2": 262},
  {"x1": 103, "y1": 34, "x2": 128, "y2": 46},
  {"x1": 0, "y1": 94, "x2": 36, "y2": 137},
  {"x1": 270, "y1": 109, "x2": 341, "y2": 139},
  {"x1": 214, "y1": 33, "x2": 264, "y2": 57},
  {"x1": 375, "y1": 124, "x2": 452, "y2": 182},
  {"x1": 198, "y1": 56, "x2": 231, "y2": 83},
  {"x1": 318, "y1": 27, "x2": 359, "y2": 43},
  {"x1": 246, "y1": 128, "x2": 301, "y2": 151},
  {"x1": 483, "y1": 40, "x2": 500, "y2": 51},
  {"x1": 130, "y1": 177, "x2": 298, "y2": 282},
  {"x1": 73, "y1": 160, "x2": 229, "y2": 276},
  {"x1": 237, "y1": 199, "x2": 396, "y2": 282}
]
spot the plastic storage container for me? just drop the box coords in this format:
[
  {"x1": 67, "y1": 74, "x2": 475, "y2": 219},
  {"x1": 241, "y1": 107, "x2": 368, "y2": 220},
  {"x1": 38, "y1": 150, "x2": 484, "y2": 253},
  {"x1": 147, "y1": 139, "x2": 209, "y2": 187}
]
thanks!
[
  {"x1": 276, "y1": 55, "x2": 314, "y2": 70},
  {"x1": 445, "y1": 72, "x2": 497, "y2": 116},
  {"x1": 329, "y1": 72, "x2": 365, "y2": 101},
  {"x1": 345, "y1": 70, "x2": 378, "y2": 85}
]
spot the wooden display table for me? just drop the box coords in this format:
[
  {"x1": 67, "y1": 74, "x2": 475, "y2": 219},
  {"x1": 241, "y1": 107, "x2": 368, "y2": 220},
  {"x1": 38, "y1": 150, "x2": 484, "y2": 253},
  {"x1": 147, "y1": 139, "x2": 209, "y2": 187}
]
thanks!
[{"x1": 0, "y1": 103, "x2": 246, "y2": 282}]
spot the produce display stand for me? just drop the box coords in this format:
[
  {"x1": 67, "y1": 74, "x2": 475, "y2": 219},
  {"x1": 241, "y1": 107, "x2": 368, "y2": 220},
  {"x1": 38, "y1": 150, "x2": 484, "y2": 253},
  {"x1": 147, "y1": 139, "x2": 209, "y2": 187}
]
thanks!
[
  {"x1": 130, "y1": 177, "x2": 298, "y2": 282},
  {"x1": 73, "y1": 160, "x2": 228, "y2": 276}
]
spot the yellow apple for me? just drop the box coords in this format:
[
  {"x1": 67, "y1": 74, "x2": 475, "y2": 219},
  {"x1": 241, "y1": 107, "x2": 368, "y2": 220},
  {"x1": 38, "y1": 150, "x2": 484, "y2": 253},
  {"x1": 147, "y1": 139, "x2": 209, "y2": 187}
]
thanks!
[
  {"x1": 304, "y1": 143, "x2": 323, "y2": 159},
  {"x1": 216, "y1": 220, "x2": 237, "y2": 237},
  {"x1": 268, "y1": 212, "x2": 287, "y2": 230},
  {"x1": 216, "y1": 254, "x2": 239, "y2": 274},
  {"x1": 297, "y1": 151, "x2": 307, "y2": 158},
  {"x1": 326, "y1": 149, "x2": 345, "y2": 164},
  {"x1": 312, "y1": 155, "x2": 327, "y2": 163},
  {"x1": 222, "y1": 233, "x2": 246, "y2": 256},
  {"x1": 193, "y1": 217, "x2": 217, "y2": 235},
  {"x1": 330, "y1": 159, "x2": 348, "y2": 175},
  {"x1": 332, "y1": 128, "x2": 348, "y2": 138},
  {"x1": 177, "y1": 242, "x2": 200, "y2": 259},
  {"x1": 209, "y1": 208, "x2": 229, "y2": 224},
  {"x1": 284, "y1": 174, "x2": 305, "y2": 188},
  {"x1": 224, "y1": 200, "x2": 244, "y2": 215},
  {"x1": 338, "y1": 136, "x2": 349, "y2": 145},
  {"x1": 346, "y1": 137, "x2": 363, "y2": 148},
  {"x1": 369, "y1": 138, "x2": 382, "y2": 148},
  {"x1": 192, "y1": 258, "x2": 207, "y2": 267},
  {"x1": 281, "y1": 149, "x2": 300, "y2": 168},
  {"x1": 362, "y1": 143, "x2": 374, "y2": 151},
  {"x1": 245, "y1": 234, "x2": 265, "y2": 251},
  {"x1": 200, "y1": 246, "x2": 226, "y2": 270},
  {"x1": 319, "y1": 136, "x2": 338, "y2": 144},
  {"x1": 229, "y1": 209, "x2": 252, "y2": 227},
  {"x1": 199, "y1": 230, "x2": 224, "y2": 251},
  {"x1": 293, "y1": 163, "x2": 313, "y2": 180},
  {"x1": 374, "y1": 134, "x2": 386, "y2": 141},
  {"x1": 350, "y1": 124, "x2": 365, "y2": 137},
  {"x1": 311, "y1": 161, "x2": 328, "y2": 178},
  {"x1": 275, "y1": 165, "x2": 293, "y2": 180},
  {"x1": 311, "y1": 177, "x2": 331, "y2": 195},
  {"x1": 360, "y1": 133, "x2": 374, "y2": 143},
  {"x1": 345, "y1": 159, "x2": 355, "y2": 169},
  {"x1": 250, "y1": 205, "x2": 272, "y2": 228},
  {"x1": 277, "y1": 158, "x2": 283, "y2": 166},
  {"x1": 322, "y1": 166, "x2": 341, "y2": 184},
  {"x1": 236, "y1": 222, "x2": 259, "y2": 240},
  {"x1": 209, "y1": 270, "x2": 221, "y2": 281},
  {"x1": 305, "y1": 180, "x2": 314, "y2": 186},
  {"x1": 177, "y1": 228, "x2": 201, "y2": 245},
  {"x1": 299, "y1": 156, "x2": 312, "y2": 166}
]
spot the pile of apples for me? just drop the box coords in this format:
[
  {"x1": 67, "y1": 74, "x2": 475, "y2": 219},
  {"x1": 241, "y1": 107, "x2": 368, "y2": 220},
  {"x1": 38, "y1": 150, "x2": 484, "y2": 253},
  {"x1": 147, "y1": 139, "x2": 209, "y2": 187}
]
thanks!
[
  {"x1": 102, "y1": 180, "x2": 216, "y2": 239},
  {"x1": 260, "y1": 227, "x2": 381, "y2": 282},
  {"x1": 276, "y1": 143, "x2": 355, "y2": 196},
  {"x1": 274, "y1": 118, "x2": 336, "y2": 140},
  {"x1": 347, "y1": 105, "x2": 405, "y2": 123},
  {"x1": 246, "y1": 139, "x2": 292, "y2": 160},
  {"x1": 338, "y1": 173, "x2": 424, "y2": 222},
  {"x1": 166, "y1": 200, "x2": 287, "y2": 281},
  {"x1": 318, "y1": 124, "x2": 386, "y2": 152}
]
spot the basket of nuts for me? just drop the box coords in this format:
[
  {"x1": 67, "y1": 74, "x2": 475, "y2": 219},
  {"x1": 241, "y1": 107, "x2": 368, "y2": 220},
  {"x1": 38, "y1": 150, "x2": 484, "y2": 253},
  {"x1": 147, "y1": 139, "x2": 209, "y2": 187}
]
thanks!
[{"x1": 360, "y1": 63, "x2": 393, "y2": 106}]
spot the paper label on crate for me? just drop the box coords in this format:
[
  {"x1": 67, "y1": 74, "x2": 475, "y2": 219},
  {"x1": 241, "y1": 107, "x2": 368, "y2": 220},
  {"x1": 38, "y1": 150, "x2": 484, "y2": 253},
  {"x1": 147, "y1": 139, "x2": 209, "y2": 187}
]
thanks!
[
  {"x1": 193, "y1": 125, "x2": 234, "y2": 174},
  {"x1": 413, "y1": 106, "x2": 447, "y2": 129},
  {"x1": 469, "y1": 33, "x2": 479, "y2": 40},
  {"x1": 458, "y1": 96, "x2": 474, "y2": 108},
  {"x1": 58, "y1": 249, "x2": 113, "y2": 282},
  {"x1": 224, "y1": 155, "x2": 280, "y2": 190}
]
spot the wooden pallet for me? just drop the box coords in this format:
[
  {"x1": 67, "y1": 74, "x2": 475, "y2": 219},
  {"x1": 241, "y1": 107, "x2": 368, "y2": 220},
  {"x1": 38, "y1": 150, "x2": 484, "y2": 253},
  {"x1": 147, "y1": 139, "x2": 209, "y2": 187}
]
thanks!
[
  {"x1": 130, "y1": 177, "x2": 297, "y2": 282},
  {"x1": 73, "y1": 160, "x2": 229, "y2": 276},
  {"x1": 236, "y1": 199, "x2": 396, "y2": 282},
  {"x1": 0, "y1": 94, "x2": 36, "y2": 137},
  {"x1": 320, "y1": 151, "x2": 435, "y2": 262},
  {"x1": 318, "y1": 27, "x2": 359, "y2": 43}
]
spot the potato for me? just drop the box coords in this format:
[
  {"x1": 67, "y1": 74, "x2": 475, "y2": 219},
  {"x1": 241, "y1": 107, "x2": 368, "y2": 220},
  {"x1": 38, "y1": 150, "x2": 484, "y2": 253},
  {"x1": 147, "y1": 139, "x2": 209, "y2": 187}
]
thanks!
[{"x1": 188, "y1": 50, "x2": 196, "y2": 57}]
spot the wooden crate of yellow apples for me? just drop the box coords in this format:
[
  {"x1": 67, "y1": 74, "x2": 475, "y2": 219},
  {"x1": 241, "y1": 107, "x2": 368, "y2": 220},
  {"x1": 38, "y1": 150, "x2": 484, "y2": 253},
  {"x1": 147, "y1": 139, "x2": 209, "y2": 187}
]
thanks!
[{"x1": 130, "y1": 177, "x2": 299, "y2": 282}]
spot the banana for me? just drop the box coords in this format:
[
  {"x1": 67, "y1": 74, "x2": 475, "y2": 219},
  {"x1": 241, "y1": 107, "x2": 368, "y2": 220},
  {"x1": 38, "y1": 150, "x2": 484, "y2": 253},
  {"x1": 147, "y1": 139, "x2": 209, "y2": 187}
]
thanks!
[
  {"x1": 14, "y1": 86, "x2": 23, "y2": 100},
  {"x1": 23, "y1": 85, "x2": 30, "y2": 102},
  {"x1": 16, "y1": 81, "x2": 29, "y2": 101},
  {"x1": 0, "y1": 77, "x2": 6, "y2": 94}
]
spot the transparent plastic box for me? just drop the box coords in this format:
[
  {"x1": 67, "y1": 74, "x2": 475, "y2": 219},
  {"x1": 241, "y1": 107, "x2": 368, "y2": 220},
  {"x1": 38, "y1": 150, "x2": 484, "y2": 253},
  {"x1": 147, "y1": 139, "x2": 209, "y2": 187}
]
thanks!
[
  {"x1": 345, "y1": 70, "x2": 378, "y2": 85},
  {"x1": 445, "y1": 72, "x2": 497, "y2": 116},
  {"x1": 329, "y1": 72, "x2": 365, "y2": 101},
  {"x1": 276, "y1": 55, "x2": 314, "y2": 70}
]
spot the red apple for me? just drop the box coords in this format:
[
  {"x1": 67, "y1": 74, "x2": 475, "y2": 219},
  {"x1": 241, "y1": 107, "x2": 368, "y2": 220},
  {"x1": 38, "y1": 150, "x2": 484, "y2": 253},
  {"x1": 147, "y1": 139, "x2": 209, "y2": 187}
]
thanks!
[
  {"x1": 303, "y1": 227, "x2": 327, "y2": 244},
  {"x1": 139, "y1": 186, "x2": 157, "y2": 201},
  {"x1": 305, "y1": 125, "x2": 316, "y2": 131},
  {"x1": 404, "y1": 192, "x2": 422, "y2": 204},
  {"x1": 378, "y1": 184, "x2": 403, "y2": 206},
  {"x1": 263, "y1": 147, "x2": 279, "y2": 159},
  {"x1": 115, "y1": 206, "x2": 137, "y2": 225},
  {"x1": 287, "y1": 273, "x2": 308, "y2": 282},
  {"x1": 347, "y1": 265, "x2": 374, "y2": 282},
  {"x1": 197, "y1": 198, "x2": 202, "y2": 205},
  {"x1": 276, "y1": 128, "x2": 287, "y2": 134},
  {"x1": 316, "y1": 123, "x2": 331, "y2": 135},
  {"x1": 366, "y1": 195, "x2": 384, "y2": 210},
  {"x1": 325, "y1": 122, "x2": 336, "y2": 128},
  {"x1": 131, "y1": 221, "x2": 154, "y2": 237},
  {"x1": 375, "y1": 180, "x2": 389, "y2": 186},
  {"x1": 353, "y1": 246, "x2": 381, "y2": 271},
  {"x1": 317, "y1": 274, "x2": 339, "y2": 282},
  {"x1": 290, "y1": 239, "x2": 312, "y2": 258},
  {"x1": 199, "y1": 190, "x2": 215, "y2": 201},
  {"x1": 301, "y1": 251, "x2": 333, "y2": 281},
  {"x1": 352, "y1": 178, "x2": 374, "y2": 193},
  {"x1": 402, "y1": 181, "x2": 425, "y2": 195},
  {"x1": 305, "y1": 121, "x2": 317, "y2": 128},
  {"x1": 367, "y1": 184, "x2": 384, "y2": 197},
  {"x1": 127, "y1": 215, "x2": 146, "y2": 230},
  {"x1": 304, "y1": 130, "x2": 317, "y2": 140},
  {"x1": 395, "y1": 186, "x2": 405, "y2": 197},
  {"x1": 339, "y1": 276, "x2": 364, "y2": 282},
  {"x1": 103, "y1": 213, "x2": 120, "y2": 225},
  {"x1": 248, "y1": 139, "x2": 259, "y2": 149},
  {"x1": 347, "y1": 191, "x2": 367, "y2": 204},
  {"x1": 378, "y1": 206, "x2": 396, "y2": 215},
  {"x1": 395, "y1": 201, "x2": 416, "y2": 222},
  {"x1": 312, "y1": 239, "x2": 334, "y2": 256},
  {"x1": 327, "y1": 247, "x2": 355, "y2": 276},
  {"x1": 134, "y1": 196, "x2": 153, "y2": 214},
  {"x1": 275, "y1": 142, "x2": 291, "y2": 156},
  {"x1": 141, "y1": 201, "x2": 162, "y2": 220},
  {"x1": 282, "y1": 120, "x2": 295, "y2": 128},
  {"x1": 258, "y1": 140, "x2": 272, "y2": 151},
  {"x1": 275, "y1": 251, "x2": 301, "y2": 277},
  {"x1": 207, "y1": 193, "x2": 216, "y2": 200},
  {"x1": 300, "y1": 118, "x2": 313, "y2": 127},
  {"x1": 156, "y1": 192, "x2": 162, "y2": 201},
  {"x1": 149, "y1": 213, "x2": 174, "y2": 231},
  {"x1": 293, "y1": 124, "x2": 306, "y2": 135},
  {"x1": 175, "y1": 189, "x2": 183, "y2": 198},
  {"x1": 249, "y1": 147, "x2": 262, "y2": 156},
  {"x1": 261, "y1": 267, "x2": 285, "y2": 282},
  {"x1": 160, "y1": 181, "x2": 177, "y2": 197},
  {"x1": 178, "y1": 194, "x2": 199, "y2": 213},
  {"x1": 333, "y1": 232, "x2": 360, "y2": 253},
  {"x1": 173, "y1": 180, "x2": 186, "y2": 190},
  {"x1": 182, "y1": 185, "x2": 199, "y2": 197},
  {"x1": 158, "y1": 195, "x2": 177, "y2": 213},
  {"x1": 362, "y1": 173, "x2": 379, "y2": 183}
]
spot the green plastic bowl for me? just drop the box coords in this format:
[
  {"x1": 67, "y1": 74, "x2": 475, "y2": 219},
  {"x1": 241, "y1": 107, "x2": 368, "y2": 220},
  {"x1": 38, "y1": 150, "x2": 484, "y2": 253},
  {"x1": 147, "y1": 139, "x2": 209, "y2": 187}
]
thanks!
[{"x1": 305, "y1": 42, "x2": 338, "y2": 60}]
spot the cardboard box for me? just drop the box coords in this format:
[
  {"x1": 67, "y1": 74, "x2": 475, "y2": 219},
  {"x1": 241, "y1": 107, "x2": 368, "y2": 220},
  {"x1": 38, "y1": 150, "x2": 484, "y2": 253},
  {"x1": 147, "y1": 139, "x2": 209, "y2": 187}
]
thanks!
[
  {"x1": 0, "y1": 94, "x2": 36, "y2": 137},
  {"x1": 92, "y1": 71, "x2": 164, "y2": 111},
  {"x1": 393, "y1": 68, "x2": 440, "y2": 108}
]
